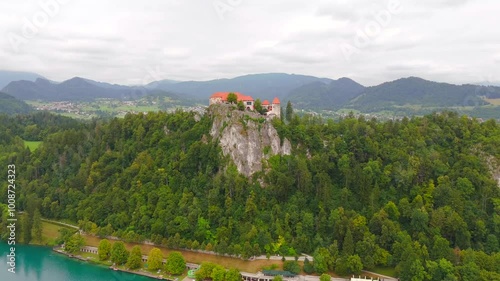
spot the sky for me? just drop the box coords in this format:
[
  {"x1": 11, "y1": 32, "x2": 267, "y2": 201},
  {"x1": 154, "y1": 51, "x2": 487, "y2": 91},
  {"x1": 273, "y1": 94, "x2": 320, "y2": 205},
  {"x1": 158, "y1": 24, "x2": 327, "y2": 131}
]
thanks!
[{"x1": 0, "y1": 0, "x2": 499, "y2": 86}]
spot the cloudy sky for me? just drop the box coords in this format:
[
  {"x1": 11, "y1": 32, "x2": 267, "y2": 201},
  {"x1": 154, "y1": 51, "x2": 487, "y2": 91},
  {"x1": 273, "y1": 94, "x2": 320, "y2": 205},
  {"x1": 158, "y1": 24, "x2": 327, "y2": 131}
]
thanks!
[{"x1": 1, "y1": 0, "x2": 499, "y2": 86}]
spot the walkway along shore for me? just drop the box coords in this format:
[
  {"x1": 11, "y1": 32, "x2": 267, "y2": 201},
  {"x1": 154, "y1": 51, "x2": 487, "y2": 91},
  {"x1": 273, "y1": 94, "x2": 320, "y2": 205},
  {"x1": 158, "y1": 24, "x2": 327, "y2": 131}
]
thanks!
[{"x1": 53, "y1": 246, "x2": 169, "y2": 280}]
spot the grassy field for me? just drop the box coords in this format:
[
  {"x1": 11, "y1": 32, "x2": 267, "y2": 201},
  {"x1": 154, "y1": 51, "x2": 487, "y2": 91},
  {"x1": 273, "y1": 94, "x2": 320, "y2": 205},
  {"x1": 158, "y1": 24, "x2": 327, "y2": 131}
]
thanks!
[
  {"x1": 24, "y1": 140, "x2": 42, "y2": 151},
  {"x1": 30, "y1": 221, "x2": 76, "y2": 246},
  {"x1": 485, "y1": 98, "x2": 500, "y2": 106}
]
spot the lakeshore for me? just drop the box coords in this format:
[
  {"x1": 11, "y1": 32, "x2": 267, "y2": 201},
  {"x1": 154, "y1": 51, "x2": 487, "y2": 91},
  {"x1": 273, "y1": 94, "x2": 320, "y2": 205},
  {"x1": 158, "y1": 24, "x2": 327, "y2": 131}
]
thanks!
[{"x1": 53, "y1": 246, "x2": 171, "y2": 280}]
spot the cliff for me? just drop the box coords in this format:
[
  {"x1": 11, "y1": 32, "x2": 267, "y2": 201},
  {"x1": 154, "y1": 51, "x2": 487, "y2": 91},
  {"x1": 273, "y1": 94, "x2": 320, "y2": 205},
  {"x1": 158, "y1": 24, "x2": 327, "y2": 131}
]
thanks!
[{"x1": 209, "y1": 104, "x2": 291, "y2": 177}]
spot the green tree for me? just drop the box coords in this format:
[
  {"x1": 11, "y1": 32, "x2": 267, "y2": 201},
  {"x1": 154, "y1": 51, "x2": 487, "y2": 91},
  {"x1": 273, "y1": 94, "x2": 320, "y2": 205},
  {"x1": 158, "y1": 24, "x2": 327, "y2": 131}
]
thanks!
[
  {"x1": 346, "y1": 255, "x2": 363, "y2": 275},
  {"x1": 148, "y1": 248, "x2": 163, "y2": 271},
  {"x1": 237, "y1": 101, "x2": 245, "y2": 111},
  {"x1": 313, "y1": 249, "x2": 328, "y2": 274},
  {"x1": 303, "y1": 257, "x2": 315, "y2": 274},
  {"x1": 283, "y1": 260, "x2": 301, "y2": 274},
  {"x1": 165, "y1": 251, "x2": 186, "y2": 275},
  {"x1": 98, "y1": 239, "x2": 112, "y2": 261},
  {"x1": 254, "y1": 99, "x2": 263, "y2": 114},
  {"x1": 65, "y1": 234, "x2": 85, "y2": 254},
  {"x1": 21, "y1": 212, "x2": 33, "y2": 244},
  {"x1": 430, "y1": 235, "x2": 451, "y2": 261},
  {"x1": 211, "y1": 264, "x2": 226, "y2": 281},
  {"x1": 319, "y1": 273, "x2": 331, "y2": 281},
  {"x1": 426, "y1": 258, "x2": 457, "y2": 281},
  {"x1": 274, "y1": 276, "x2": 283, "y2": 281},
  {"x1": 127, "y1": 245, "x2": 143, "y2": 269},
  {"x1": 32, "y1": 209, "x2": 42, "y2": 242},
  {"x1": 285, "y1": 101, "x2": 293, "y2": 122},
  {"x1": 227, "y1": 93, "x2": 238, "y2": 104},
  {"x1": 195, "y1": 262, "x2": 216, "y2": 281},
  {"x1": 343, "y1": 228, "x2": 354, "y2": 256},
  {"x1": 111, "y1": 241, "x2": 129, "y2": 265},
  {"x1": 225, "y1": 268, "x2": 241, "y2": 281}
]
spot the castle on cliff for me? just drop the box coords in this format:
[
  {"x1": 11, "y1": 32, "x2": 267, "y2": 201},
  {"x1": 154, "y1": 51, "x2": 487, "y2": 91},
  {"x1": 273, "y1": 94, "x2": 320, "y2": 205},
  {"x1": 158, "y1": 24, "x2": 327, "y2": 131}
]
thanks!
[{"x1": 209, "y1": 92, "x2": 281, "y2": 118}]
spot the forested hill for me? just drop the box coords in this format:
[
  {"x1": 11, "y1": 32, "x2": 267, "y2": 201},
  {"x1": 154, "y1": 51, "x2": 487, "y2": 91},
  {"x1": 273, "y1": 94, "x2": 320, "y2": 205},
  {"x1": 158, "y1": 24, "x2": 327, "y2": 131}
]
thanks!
[
  {"x1": 1, "y1": 109, "x2": 500, "y2": 279},
  {"x1": 0, "y1": 92, "x2": 33, "y2": 114}
]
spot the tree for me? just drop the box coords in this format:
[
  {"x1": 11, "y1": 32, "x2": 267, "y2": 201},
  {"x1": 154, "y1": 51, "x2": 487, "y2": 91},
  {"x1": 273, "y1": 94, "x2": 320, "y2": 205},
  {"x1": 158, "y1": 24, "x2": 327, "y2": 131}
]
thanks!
[
  {"x1": 98, "y1": 239, "x2": 112, "y2": 261},
  {"x1": 21, "y1": 212, "x2": 32, "y2": 244},
  {"x1": 227, "y1": 93, "x2": 238, "y2": 104},
  {"x1": 225, "y1": 268, "x2": 241, "y2": 281},
  {"x1": 283, "y1": 260, "x2": 301, "y2": 274},
  {"x1": 165, "y1": 251, "x2": 186, "y2": 275},
  {"x1": 65, "y1": 234, "x2": 85, "y2": 254},
  {"x1": 211, "y1": 264, "x2": 226, "y2": 281},
  {"x1": 274, "y1": 276, "x2": 283, "y2": 281},
  {"x1": 111, "y1": 241, "x2": 129, "y2": 265},
  {"x1": 237, "y1": 101, "x2": 245, "y2": 111},
  {"x1": 32, "y1": 209, "x2": 42, "y2": 242},
  {"x1": 343, "y1": 228, "x2": 354, "y2": 256},
  {"x1": 148, "y1": 247, "x2": 163, "y2": 271},
  {"x1": 254, "y1": 99, "x2": 263, "y2": 114},
  {"x1": 195, "y1": 262, "x2": 216, "y2": 281},
  {"x1": 285, "y1": 101, "x2": 293, "y2": 122},
  {"x1": 320, "y1": 274, "x2": 331, "y2": 281},
  {"x1": 303, "y1": 257, "x2": 315, "y2": 274},
  {"x1": 313, "y1": 249, "x2": 328, "y2": 274},
  {"x1": 346, "y1": 255, "x2": 363, "y2": 275},
  {"x1": 127, "y1": 245, "x2": 143, "y2": 269}
]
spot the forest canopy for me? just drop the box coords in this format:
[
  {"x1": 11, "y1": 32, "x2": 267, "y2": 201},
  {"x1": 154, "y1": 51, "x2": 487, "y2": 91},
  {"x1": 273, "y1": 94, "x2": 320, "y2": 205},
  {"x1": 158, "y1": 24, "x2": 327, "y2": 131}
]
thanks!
[{"x1": 0, "y1": 109, "x2": 499, "y2": 279}]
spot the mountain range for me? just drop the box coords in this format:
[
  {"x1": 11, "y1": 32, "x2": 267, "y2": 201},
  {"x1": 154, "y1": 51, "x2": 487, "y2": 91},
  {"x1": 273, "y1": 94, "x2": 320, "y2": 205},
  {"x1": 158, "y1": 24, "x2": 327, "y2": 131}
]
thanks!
[
  {"x1": 2, "y1": 71, "x2": 500, "y2": 116},
  {"x1": 0, "y1": 70, "x2": 45, "y2": 89}
]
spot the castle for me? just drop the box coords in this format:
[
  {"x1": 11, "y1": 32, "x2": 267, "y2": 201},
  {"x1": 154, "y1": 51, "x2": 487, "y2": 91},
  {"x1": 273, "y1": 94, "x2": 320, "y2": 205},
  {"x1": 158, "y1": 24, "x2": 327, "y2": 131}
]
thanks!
[{"x1": 209, "y1": 92, "x2": 281, "y2": 118}]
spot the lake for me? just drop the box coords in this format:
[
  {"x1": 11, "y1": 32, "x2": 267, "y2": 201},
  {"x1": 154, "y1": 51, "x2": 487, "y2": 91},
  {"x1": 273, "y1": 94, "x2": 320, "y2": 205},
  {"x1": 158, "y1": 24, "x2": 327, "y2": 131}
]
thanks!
[{"x1": 0, "y1": 242, "x2": 154, "y2": 281}]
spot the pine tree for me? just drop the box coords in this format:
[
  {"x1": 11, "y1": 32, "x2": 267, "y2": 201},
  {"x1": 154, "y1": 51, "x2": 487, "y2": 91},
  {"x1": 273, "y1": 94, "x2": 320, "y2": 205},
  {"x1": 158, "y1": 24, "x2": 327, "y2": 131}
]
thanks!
[
  {"x1": 32, "y1": 209, "x2": 43, "y2": 242},
  {"x1": 285, "y1": 101, "x2": 293, "y2": 122},
  {"x1": 343, "y1": 228, "x2": 354, "y2": 256}
]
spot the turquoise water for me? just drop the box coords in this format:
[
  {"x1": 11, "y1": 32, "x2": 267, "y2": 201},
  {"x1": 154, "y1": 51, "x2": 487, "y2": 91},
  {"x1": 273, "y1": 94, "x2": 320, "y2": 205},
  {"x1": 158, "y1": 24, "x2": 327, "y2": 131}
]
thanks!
[{"x1": 0, "y1": 242, "x2": 154, "y2": 281}]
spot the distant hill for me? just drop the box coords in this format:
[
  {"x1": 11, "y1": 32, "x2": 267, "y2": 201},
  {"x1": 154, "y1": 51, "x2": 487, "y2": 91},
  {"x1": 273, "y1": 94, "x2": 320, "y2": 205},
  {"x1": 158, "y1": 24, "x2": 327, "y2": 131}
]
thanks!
[
  {"x1": 2, "y1": 77, "x2": 195, "y2": 102},
  {"x1": 148, "y1": 73, "x2": 332, "y2": 100},
  {"x1": 285, "y1": 77, "x2": 365, "y2": 109},
  {"x1": 0, "y1": 70, "x2": 45, "y2": 89},
  {"x1": 347, "y1": 77, "x2": 500, "y2": 112},
  {"x1": 0, "y1": 92, "x2": 33, "y2": 114}
]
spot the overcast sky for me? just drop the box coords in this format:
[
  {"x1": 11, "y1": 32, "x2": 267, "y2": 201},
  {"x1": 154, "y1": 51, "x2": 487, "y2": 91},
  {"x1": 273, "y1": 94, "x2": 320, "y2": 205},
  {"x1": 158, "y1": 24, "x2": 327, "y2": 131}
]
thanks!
[{"x1": 1, "y1": 0, "x2": 499, "y2": 86}]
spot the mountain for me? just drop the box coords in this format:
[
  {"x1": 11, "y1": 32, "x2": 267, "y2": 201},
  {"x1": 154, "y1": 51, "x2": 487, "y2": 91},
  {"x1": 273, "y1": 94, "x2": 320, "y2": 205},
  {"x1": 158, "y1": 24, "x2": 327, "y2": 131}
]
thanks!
[
  {"x1": 0, "y1": 70, "x2": 45, "y2": 89},
  {"x1": 1, "y1": 77, "x2": 194, "y2": 102},
  {"x1": 148, "y1": 73, "x2": 332, "y2": 100},
  {"x1": 285, "y1": 77, "x2": 365, "y2": 109},
  {"x1": 347, "y1": 77, "x2": 500, "y2": 112},
  {"x1": 0, "y1": 92, "x2": 33, "y2": 114}
]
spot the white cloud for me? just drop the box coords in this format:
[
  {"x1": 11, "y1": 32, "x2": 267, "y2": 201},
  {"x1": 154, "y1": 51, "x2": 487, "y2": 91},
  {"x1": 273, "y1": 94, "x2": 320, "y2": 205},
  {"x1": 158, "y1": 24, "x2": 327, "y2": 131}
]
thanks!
[{"x1": 0, "y1": 0, "x2": 499, "y2": 86}]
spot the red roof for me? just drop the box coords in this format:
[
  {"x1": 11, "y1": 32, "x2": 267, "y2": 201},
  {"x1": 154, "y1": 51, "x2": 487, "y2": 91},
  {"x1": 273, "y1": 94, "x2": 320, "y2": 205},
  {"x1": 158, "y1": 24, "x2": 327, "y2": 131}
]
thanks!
[
  {"x1": 272, "y1": 97, "x2": 280, "y2": 104},
  {"x1": 262, "y1": 100, "x2": 270, "y2": 105},
  {"x1": 210, "y1": 92, "x2": 254, "y2": 102}
]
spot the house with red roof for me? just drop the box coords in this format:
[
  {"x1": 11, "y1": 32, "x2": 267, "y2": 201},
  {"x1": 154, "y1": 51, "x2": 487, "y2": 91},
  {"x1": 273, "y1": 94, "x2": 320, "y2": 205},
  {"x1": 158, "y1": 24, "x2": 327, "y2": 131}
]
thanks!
[{"x1": 209, "y1": 92, "x2": 281, "y2": 118}]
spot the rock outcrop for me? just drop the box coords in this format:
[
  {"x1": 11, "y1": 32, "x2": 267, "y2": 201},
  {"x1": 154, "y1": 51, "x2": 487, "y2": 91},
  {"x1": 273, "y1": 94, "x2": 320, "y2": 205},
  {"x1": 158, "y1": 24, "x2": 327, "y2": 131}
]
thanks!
[{"x1": 209, "y1": 104, "x2": 291, "y2": 177}]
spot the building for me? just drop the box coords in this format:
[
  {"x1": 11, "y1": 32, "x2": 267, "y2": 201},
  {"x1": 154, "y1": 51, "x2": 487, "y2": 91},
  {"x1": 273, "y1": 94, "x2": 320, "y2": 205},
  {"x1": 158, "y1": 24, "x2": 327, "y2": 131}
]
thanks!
[
  {"x1": 209, "y1": 92, "x2": 281, "y2": 118},
  {"x1": 209, "y1": 92, "x2": 255, "y2": 111},
  {"x1": 262, "y1": 97, "x2": 281, "y2": 117}
]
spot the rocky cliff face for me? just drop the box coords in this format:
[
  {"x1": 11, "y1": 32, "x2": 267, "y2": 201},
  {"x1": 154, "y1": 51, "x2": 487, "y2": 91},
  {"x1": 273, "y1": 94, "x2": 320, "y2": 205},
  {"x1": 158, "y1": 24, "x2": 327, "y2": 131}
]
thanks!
[{"x1": 209, "y1": 104, "x2": 291, "y2": 177}]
